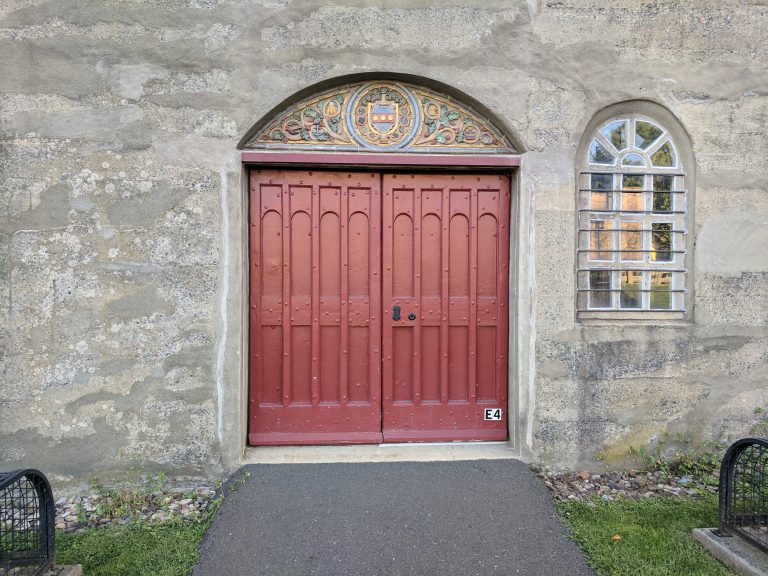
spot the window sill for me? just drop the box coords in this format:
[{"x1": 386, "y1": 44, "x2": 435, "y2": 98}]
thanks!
[{"x1": 577, "y1": 310, "x2": 687, "y2": 323}]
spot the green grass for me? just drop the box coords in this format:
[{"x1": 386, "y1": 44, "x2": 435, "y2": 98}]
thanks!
[
  {"x1": 56, "y1": 518, "x2": 210, "y2": 576},
  {"x1": 557, "y1": 496, "x2": 735, "y2": 576}
]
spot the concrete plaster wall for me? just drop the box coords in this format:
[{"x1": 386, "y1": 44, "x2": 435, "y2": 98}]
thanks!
[{"x1": 0, "y1": 0, "x2": 766, "y2": 484}]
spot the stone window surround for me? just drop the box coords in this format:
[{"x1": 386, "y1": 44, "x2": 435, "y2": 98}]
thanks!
[{"x1": 575, "y1": 100, "x2": 695, "y2": 322}]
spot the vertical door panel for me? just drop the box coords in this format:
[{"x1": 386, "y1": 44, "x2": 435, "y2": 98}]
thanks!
[
  {"x1": 420, "y1": 327, "x2": 441, "y2": 402},
  {"x1": 249, "y1": 170, "x2": 382, "y2": 445},
  {"x1": 382, "y1": 174, "x2": 510, "y2": 442}
]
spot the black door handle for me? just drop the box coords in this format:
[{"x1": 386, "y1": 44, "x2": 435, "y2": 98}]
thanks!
[
  {"x1": 407, "y1": 313, "x2": 416, "y2": 321},
  {"x1": 392, "y1": 305, "x2": 401, "y2": 321}
]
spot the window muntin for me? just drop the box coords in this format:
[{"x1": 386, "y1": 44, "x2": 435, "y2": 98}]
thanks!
[{"x1": 577, "y1": 116, "x2": 687, "y2": 317}]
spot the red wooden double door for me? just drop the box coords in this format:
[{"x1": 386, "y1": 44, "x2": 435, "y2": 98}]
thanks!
[{"x1": 249, "y1": 169, "x2": 510, "y2": 445}]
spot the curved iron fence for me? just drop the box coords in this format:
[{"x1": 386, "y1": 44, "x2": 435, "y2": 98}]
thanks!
[
  {"x1": 718, "y1": 437, "x2": 768, "y2": 553},
  {"x1": 0, "y1": 469, "x2": 55, "y2": 576}
]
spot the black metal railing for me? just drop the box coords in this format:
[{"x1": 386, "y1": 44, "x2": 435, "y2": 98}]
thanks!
[
  {"x1": 0, "y1": 469, "x2": 55, "y2": 576},
  {"x1": 718, "y1": 437, "x2": 768, "y2": 553}
]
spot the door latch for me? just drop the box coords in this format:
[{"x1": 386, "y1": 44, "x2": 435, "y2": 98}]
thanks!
[
  {"x1": 392, "y1": 305, "x2": 401, "y2": 321},
  {"x1": 407, "y1": 313, "x2": 416, "y2": 321}
]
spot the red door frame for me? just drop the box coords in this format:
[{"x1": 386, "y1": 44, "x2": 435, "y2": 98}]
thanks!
[
  {"x1": 243, "y1": 150, "x2": 520, "y2": 445},
  {"x1": 242, "y1": 151, "x2": 520, "y2": 168}
]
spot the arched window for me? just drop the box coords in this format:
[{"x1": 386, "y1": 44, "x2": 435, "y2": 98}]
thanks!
[{"x1": 577, "y1": 112, "x2": 689, "y2": 319}]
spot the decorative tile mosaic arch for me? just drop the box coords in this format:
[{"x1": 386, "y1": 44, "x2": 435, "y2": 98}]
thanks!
[{"x1": 245, "y1": 81, "x2": 516, "y2": 154}]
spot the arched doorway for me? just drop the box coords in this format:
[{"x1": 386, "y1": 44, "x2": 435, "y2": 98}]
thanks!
[{"x1": 241, "y1": 76, "x2": 522, "y2": 445}]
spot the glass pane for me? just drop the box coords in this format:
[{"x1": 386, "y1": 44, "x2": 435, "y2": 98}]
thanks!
[
  {"x1": 591, "y1": 192, "x2": 611, "y2": 210},
  {"x1": 650, "y1": 271, "x2": 672, "y2": 309},
  {"x1": 622, "y1": 174, "x2": 643, "y2": 188},
  {"x1": 591, "y1": 174, "x2": 612, "y2": 190},
  {"x1": 589, "y1": 221, "x2": 613, "y2": 260},
  {"x1": 622, "y1": 191, "x2": 643, "y2": 211},
  {"x1": 653, "y1": 175, "x2": 672, "y2": 191},
  {"x1": 621, "y1": 222, "x2": 642, "y2": 261},
  {"x1": 652, "y1": 175, "x2": 673, "y2": 212},
  {"x1": 651, "y1": 142, "x2": 675, "y2": 167},
  {"x1": 589, "y1": 270, "x2": 612, "y2": 308},
  {"x1": 589, "y1": 140, "x2": 616, "y2": 165},
  {"x1": 601, "y1": 120, "x2": 627, "y2": 151},
  {"x1": 622, "y1": 153, "x2": 645, "y2": 166},
  {"x1": 590, "y1": 174, "x2": 612, "y2": 210},
  {"x1": 621, "y1": 174, "x2": 643, "y2": 211},
  {"x1": 620, "y1": 270, "x2": 642, "y2": 309},
  {"x1": 635, "y1": 121, "x2": 663, "y2": 149},
  {"x1": 652, "y1": 223, "x2": 672, "y2": 261}
]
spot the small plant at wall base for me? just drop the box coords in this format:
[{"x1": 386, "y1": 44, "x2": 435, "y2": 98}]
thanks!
[
  {"x1": 624, "y1": 408, "x2": 768, "y2": 488},
  {"x1": 229, "y1": 470, "x2": 251, "y2": 492},
  {"x1": 751, "y1": 407, "x2": 768, "y2": 437},
  {"x1": 86, "y1": 469, "x2": 170, "y2": 520},
  {"x1": 56, "y1": 468, "x2": 219, "y2": 531},
  {"x1": 627, "y1": 432, "x2": 725, "y2": 483}
]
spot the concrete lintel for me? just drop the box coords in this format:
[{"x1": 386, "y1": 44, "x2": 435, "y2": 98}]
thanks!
[{"x1": 692, "y1": 528, "x2": 768, "y2": 576}]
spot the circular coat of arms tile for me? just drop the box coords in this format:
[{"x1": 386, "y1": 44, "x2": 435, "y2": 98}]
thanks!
[{"x1": 346, "y1": 83, "x2": 421, "y2": 149}]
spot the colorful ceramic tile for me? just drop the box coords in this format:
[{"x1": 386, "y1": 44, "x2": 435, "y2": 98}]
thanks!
[{"x1": 246, "y1": 81, "x2": 515, "y2": 153}]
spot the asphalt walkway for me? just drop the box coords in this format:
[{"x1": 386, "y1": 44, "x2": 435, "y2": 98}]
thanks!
[{"x1": 193, "y1": 460, "x2": 594, "y2": 576}]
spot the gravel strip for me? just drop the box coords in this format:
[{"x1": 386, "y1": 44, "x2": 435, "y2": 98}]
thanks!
[
  {"x1": 55, "y1": 484, "x2": 218, "y2": 532},
  {"x1": 536, "y1": 468, "x2": 719, "y2": 502}
]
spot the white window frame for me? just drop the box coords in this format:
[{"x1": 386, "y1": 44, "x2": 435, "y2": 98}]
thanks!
[{"x1": 577, "y1": 115, "x2": 688, "y2": 320}]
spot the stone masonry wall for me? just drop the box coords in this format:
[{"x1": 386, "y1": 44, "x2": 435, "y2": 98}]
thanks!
[{"x1": 0, "y1": 0, "x2": 766, "y2": 484}]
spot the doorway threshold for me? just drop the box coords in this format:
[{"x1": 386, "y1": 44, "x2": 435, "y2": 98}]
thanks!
[{"x1": 242, "y1": 442, "x2": 516, "y2": 465}]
